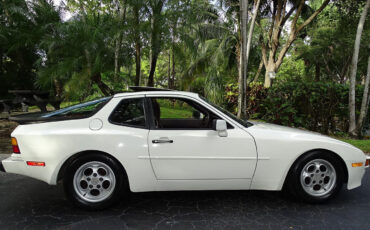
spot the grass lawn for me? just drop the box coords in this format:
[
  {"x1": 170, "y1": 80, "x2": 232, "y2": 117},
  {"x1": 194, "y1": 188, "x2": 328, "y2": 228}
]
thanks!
[
  {"x1": 336, "y1": 138, "x2": 370, "y2": 154},
  {"x1": 160, "y1": 106, "x2": 193, "y2": 118}
]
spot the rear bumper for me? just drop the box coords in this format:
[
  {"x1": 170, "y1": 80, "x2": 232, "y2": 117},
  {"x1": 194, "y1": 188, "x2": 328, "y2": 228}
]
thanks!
[
  {"x1": 1, "y1": 155, "x2": 55, "y2": 184},
  {"x1": 0, "y1": 161, "x2": 5, "y2": 172}
]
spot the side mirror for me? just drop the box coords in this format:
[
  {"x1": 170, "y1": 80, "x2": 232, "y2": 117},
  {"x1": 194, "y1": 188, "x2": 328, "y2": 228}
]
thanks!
[{"x1": 212, "y1": 119, "x2": 228, "y2": 137}]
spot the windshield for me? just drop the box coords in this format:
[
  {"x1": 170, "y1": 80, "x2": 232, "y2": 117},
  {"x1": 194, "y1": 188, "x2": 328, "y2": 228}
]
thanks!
[
  {"x1": 42, "y1": 97, "x2": 112, "y2": 118},
  {"x1": 200, "y1": 96, "x2": 252, "y2": 128}
]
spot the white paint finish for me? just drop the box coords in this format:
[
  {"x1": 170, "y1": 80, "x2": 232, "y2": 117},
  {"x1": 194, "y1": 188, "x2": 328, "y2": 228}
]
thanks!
[
  {"x1": 155, "y1": 179, "x2": 251, "y2": 191},
  {"x1": 89, "y1": 118, "x2": 103, "y2": 130},
  {"x1": 247, "y1": 122, "x2": 367, "y2": 190},
  {"x1": 138, "y1": 156, "x2": 259, "y2": 160},
  {"x1": 2, "y1": 156, "x2": 50, "y2": 183},
  {"x1": 2, "y1": 91, "x2": 367, "y2": 194},
  {"x1": 148, "y1": 129, "x2": 257, "y2": 180}
]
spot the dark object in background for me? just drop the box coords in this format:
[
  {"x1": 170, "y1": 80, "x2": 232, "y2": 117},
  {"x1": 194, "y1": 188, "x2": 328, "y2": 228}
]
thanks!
[{"x1": 0, "y1": 90, "x2": 61, "y2": 114}]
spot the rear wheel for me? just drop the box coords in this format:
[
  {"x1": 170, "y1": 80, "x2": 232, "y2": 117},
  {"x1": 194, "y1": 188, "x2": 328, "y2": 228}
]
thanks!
[
  {"x1": 285, "y1": 151, "x2": 344, "y2": 203},
  {"x1": 63, "y1": 153, "x2": 127, "y2": 210}
]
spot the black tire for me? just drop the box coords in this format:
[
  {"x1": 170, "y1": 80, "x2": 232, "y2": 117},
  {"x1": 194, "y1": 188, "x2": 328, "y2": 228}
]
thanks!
[
  {"x1": 63, "y1": 153, "x2": 128, "y2": 210},
  {"x1": 284, "y1": 151, "x2": 344, "y2": 203}
]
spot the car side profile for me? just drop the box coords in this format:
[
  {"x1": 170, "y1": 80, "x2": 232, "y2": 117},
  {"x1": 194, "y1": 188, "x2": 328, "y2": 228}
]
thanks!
[{"x1": 1, "y1": 87, "x2": 369, "y2": 210}]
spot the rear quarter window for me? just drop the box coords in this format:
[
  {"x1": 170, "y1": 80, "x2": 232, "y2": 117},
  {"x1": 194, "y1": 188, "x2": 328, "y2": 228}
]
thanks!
[{"x1": 109, "y1": 98, "x2": 146, "y2": 128}]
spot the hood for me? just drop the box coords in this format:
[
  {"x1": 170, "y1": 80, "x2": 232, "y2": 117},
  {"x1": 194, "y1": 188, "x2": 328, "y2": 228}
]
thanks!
[
  {"x1": 248, "y1": 121, "x2": 355, "y2": 148},
  {"x1": 250, "y1": 121, "x2": 322, "y2": 135}
]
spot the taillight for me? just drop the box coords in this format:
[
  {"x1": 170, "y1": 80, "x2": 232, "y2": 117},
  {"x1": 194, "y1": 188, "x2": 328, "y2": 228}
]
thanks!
[
  {"x1": 366, "y1": 159, "x2": 370, "y2": 167},
  {"x1": 26, "y1": 161, "x2": 45, "y2": 167},
  {"x1": 11, "y1": 137, "x2": 20, "y2": 154}
]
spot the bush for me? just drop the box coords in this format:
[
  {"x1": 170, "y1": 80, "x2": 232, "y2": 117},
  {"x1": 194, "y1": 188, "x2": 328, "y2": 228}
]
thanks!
[
  {"x1": 225, "y1": 82, "x2": 267, "y2": 117},
  {"x1": 225, "y1": 81, "x2": 368, "y2": 134}
]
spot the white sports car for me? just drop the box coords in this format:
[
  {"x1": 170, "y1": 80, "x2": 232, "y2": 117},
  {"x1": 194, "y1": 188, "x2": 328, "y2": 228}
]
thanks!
[{"x1": 1, "y1": 87, "x2": 369, "y2": 210}]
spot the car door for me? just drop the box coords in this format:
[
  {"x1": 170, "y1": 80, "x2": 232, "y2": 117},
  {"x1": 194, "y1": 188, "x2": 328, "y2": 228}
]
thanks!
[{"x1": 147, "y1": 95, "x2": 257, "y2": 180}]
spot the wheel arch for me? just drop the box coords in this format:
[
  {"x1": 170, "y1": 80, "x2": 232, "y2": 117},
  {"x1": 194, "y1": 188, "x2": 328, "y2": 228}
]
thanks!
[
  {"x1": 283, "y1": 148, "x2": 349, "y2": 189},
  {"x1": 57, "y1": 150, "x2": 129, "y2": 185}
]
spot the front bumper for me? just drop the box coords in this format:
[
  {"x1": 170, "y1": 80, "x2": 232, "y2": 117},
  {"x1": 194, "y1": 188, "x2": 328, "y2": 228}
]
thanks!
[{"x1": 0, "y1": 161, "x2": 5, "y2": 172}]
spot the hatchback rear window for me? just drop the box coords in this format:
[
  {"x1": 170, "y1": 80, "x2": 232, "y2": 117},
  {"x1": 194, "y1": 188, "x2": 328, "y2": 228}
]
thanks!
[{"x1": 42, "y1": 97, "x2": 111, "y2": 119}]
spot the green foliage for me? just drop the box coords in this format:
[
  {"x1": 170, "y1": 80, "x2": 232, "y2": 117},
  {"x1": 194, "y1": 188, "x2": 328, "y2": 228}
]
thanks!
[
  {"x1": 225, "y1": 82, "x2": 267, "y2": 116},
  {"x1": 226, "y1": 81, "x2": 368, "y2": 135},
  {"x1": 296, "y1": 2, "x2": 369, "y2": 82},
  {"x1": 276, "y1": 55, "x2": 306, "y2": 82},
  {"x1": 0, "y1": 0, "x2": 61, "y2": 97},
  {"x1": 262, "y1": 82, "x2": 368, "y2": 134},
  {"x1": 1, "y1": 0, "x2": 369, "y2": 138}
]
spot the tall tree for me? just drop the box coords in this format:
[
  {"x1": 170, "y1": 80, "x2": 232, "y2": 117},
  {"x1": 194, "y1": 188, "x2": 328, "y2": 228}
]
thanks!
[
  {"x1": 39, "y1": 1, "x2": 117, "y2": 97},
  {"x1": 259, "y1": 0, "x2": 330, "y2": 87},
  {"x1": 246, "y1": 0, "x2": 261, "y2": 82},
  {"x1": 133, "y1": 1, "x2": 142, "y2": 86},
  {"x1": 0, "y1": 0, "x2": 61, "y2": 97},
  {"x1": 237, "y1": 0, "x2": 249, "y2": 119},
  {"x1": 348, "y1": 0, "x2": 370, "y2": 136},
  {"x1": 357, "y1": 44, "x2": 370, "y2": 135},
  {"x1": 113, "y1": 0, "x2": 127, "y2": 82},
  {"x1": 126, "y1": 0, "x2": 145, "y2": 86},
  {"x1": 147, "y1": 0, "x2": 165, "y2": 87},
  {"x1": 237, "y1": 0, "x2": 261, "y2": 118}
]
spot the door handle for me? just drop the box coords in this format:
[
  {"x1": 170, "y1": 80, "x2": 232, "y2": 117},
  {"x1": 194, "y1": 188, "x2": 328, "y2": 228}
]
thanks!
[{"x1": 152, "y1": 139, "x2": 173, "y2": 144}]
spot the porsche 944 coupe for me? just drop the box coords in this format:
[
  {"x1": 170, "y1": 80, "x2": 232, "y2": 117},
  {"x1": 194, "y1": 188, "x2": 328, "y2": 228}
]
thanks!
[{"x1": 1, "y1": 87, "x2": 368, "y2": 210}]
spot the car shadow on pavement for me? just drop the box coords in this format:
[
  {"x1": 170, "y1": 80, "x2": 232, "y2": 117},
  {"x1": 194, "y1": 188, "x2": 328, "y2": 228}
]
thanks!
[{"x1": 1, "y1": 171, "x2": 369, "y2": 230}]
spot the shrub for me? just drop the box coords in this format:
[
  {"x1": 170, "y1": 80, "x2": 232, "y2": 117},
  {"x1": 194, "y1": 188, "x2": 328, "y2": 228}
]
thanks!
[
  {"x1": 225, "y1": 82, "x2": 267, "y2": 117},
  {"x1": 225, "y1": 81, "x2": 368, "y2": 134}
]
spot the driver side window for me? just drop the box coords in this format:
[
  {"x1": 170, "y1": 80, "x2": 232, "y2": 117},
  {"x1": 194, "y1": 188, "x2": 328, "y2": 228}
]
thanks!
[{"x1": 150, "y1": 97, "x2": 218, "y2": 129}]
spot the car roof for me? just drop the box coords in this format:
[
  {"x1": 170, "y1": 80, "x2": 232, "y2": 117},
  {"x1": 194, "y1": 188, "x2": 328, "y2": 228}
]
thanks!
[{"x1": 113, "y1": 90, "x2": 199, "y2": 98}]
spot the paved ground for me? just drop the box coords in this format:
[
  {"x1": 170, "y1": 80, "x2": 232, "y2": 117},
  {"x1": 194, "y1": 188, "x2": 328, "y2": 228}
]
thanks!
[{"x1": 1, "y1": 153, "x2": 370, "y2": 230}]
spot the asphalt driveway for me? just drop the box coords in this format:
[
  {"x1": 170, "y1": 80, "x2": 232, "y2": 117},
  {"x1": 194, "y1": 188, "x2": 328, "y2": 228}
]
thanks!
[{"x1": 1, "y1": 152, "x2": 370, "y2": 230}]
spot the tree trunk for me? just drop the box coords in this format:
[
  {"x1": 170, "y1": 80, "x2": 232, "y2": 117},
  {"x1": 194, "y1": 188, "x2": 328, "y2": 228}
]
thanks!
[
  {"x1": 171, "y1": 43, "x2": 176, "y2": 89},
  {"x1": 348, "y1": 0, "x2": 370, "y2": 136},
  {"x1": 53, "y1": 79, "x2": 62, "y2": 99},
  {"x1": 237, "y1": 0, "x2": 248, "y2": 119},
  {"x1": 134, "y1": 5, "x2": 141, "y2": 86},
  {"x1": 84, "y1": 48, "x2": 114, "y2": 96},
  {"x1": 167, "y1": 51, "x2": 171, "y2": 89},
  {"x1": 134, "y1": 41, "x2": 141, "y2": 86},
  {"x1": 148, "y1": 52, "x2": 159, "y2": 87},
  {"x1": 260, "y1": 0, "x2": 329, "y2": 88},
  {"x1": 114, "y1": 0, "x2": 127, "y2": 82},
  {"x1": 91, "y1": 73, "x2": 115, "y2": 96},
  {"x1": 315, "y1": 63, "x2": 320, "y2": 82},
  {"x1": 114, "y1": 40, "x2": 120, "y2": 82},
  {"x1": 356, "y1": 44, "x2": 370, "y2": 136},
  {"x1": 245, "y1": 0, "x2": 261, "y2": 83},
  {"x1": 253, "y1": 59, "x2": 264, "y2": 83},
  {"x1": 147, "y1": 0, "x2": 164, "y2": 87},
  {"x1": 264, "y1": 61, "x2": 275, "y2": 87}
]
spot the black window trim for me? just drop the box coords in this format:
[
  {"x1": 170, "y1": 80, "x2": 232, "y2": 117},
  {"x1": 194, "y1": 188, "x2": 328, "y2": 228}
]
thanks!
[
  {"x1": 146, "y1": 96, "x2": 234, "y2": 130},
  {"x1": 108, "y1": 96, "x2": 150, "y2": 129}
]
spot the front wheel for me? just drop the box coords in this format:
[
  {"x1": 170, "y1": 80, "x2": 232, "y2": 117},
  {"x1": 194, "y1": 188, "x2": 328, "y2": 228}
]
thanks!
[
  {"x1": 63, "y1": 153, "x2": 127, "y2": 210},
  {"x1": 285, "y1": 151, "x2": 344, "y2": 203}
]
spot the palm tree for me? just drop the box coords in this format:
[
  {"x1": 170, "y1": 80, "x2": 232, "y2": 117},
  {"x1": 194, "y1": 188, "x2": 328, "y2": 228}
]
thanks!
[{"x1": 38, "y1": 13, "x2": 117, "y2": 98}]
